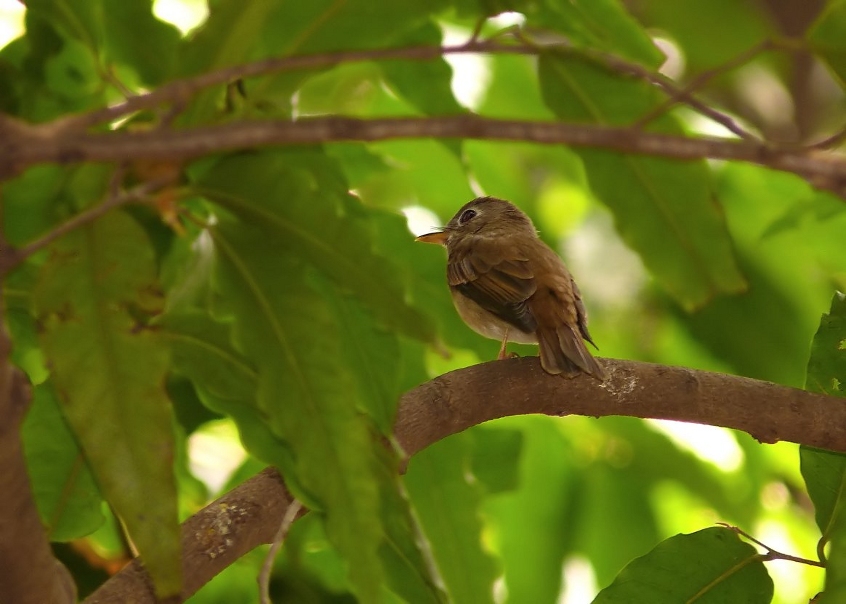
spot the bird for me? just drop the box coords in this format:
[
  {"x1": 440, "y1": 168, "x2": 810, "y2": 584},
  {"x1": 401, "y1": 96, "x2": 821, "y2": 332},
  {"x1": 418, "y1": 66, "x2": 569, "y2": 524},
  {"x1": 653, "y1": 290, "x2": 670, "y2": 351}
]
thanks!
[{"x1": 416, "y1": 196, "x2": 607, "y2": 380}]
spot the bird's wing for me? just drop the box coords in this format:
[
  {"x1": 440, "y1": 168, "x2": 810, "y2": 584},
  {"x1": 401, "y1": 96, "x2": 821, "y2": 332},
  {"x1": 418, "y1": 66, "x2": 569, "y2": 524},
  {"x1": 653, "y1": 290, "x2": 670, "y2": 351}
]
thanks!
[{"x1": 447, "y1": 241, "x2": 538, "y2": 333}]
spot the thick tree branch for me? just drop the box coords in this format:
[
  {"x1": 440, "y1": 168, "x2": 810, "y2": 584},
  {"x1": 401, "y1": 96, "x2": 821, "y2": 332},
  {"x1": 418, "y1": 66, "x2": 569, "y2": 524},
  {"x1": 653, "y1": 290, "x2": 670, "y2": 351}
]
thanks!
[
  {"x1": 84, "y1": 468, "x2": 297, "y2": 603},
  {"x1": 4, "y1": 115, "x2": 846, "y2": 196},
  {"x1": 85, "y1": 357, "x2": 846, "y2": 603},
  {"x1": 0, "y1": 319, "x2": 75, "y2": 603}
]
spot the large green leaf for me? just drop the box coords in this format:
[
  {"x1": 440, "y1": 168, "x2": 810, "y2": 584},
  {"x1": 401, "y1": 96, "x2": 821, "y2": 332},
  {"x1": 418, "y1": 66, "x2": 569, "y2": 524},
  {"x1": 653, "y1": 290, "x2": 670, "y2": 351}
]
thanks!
[
  {"x1": 33, "y1": 210, "x2": 181, "y2": 596},
  {"x1": 405, "y1": 433, "x2": 500, "y2": 604},
  {"x1": 22, "y1": 383, "x2": 104, "y2": 541},
  {"x1": 485, "y1": 416, "x2": 576, "y2": 604},
  {"x1": 592, "y1": 527, "x2": 773, "y2": 603},
  {"x1": 195, "y1": 150, "x2": 433, "y2": 342},
  {"x1": 163, "y1": 312, "x2": 445, "y2": 602},
  {"x1": 210, "y1": 212, "x2": 386, "y2": 601},
  {"x1": 685, "y1": 165, "x2": 839, "y2": 384},
  {"x1": 538, "y1": 55, "x2": 746, "y2": 310},
  {"x1": 800, "y1": 292, "x2": 846, "y2": 602}
]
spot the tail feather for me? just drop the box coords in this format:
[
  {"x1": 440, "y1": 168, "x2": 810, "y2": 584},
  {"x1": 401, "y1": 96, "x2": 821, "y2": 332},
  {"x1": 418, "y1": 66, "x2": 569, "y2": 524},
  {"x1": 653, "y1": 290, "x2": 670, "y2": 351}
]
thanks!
[{"x1": 537, "y1": 325, "x2": 607, "y2": 381}]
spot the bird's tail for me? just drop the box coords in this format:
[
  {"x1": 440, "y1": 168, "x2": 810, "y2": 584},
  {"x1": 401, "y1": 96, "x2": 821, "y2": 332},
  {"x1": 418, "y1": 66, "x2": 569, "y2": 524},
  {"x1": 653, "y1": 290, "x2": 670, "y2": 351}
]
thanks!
[{"x1": 537, "y1": 325, "x2": 607, "y2": 381}]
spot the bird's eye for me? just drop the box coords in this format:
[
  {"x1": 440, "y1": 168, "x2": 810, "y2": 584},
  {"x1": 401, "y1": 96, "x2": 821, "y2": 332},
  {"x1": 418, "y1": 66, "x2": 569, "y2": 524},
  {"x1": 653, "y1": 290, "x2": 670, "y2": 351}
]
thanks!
[{"x1": 458, "y1": 209, "x2": 477, "y2": 224}]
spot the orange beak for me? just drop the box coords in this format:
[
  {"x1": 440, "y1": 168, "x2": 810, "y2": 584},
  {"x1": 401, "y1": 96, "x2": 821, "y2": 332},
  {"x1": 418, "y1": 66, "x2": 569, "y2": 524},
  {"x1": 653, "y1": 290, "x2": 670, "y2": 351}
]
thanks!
[{"x1": 415, "y1": 231, "x2": 448, "y2": 245}]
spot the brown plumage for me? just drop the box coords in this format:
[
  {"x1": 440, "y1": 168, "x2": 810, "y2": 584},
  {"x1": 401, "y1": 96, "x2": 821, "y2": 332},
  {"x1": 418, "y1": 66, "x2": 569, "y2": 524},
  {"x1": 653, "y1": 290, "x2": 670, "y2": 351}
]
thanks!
[{"x1": 417, "y1": 196, "x2": 606, "y2": 380}]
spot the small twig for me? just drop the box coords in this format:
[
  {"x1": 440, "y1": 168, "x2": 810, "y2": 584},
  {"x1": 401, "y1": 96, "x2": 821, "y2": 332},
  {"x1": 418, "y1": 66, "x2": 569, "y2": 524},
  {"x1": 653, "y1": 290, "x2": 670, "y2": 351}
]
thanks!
[
  {"x1": 817, "y1": 535, "x2": 828, "y2": 566},
  {"x1": 55, "y1": 41, "x2": 535, "y2": 131},
  {"x1": 806, "y1": 125, "x2": 846, "y2": 151},
  {"x1": 717, "y1": 523, "x2": 825, "y2": 568},
  {"x1": 468, "y1": 17, "x2": 486, "y2": 44},
  {"x1": 258, "y1": 499, "x2": 302, "y2": 604},
  {"x1": 4, "y1": 176, "x2": 171, "y2": 271},
  {"x1": 509, "y1": 28, "x2": 761, "y2": 142},
  {"x1": 631, "y1": 40, "x2": 773, "y2": 136}
]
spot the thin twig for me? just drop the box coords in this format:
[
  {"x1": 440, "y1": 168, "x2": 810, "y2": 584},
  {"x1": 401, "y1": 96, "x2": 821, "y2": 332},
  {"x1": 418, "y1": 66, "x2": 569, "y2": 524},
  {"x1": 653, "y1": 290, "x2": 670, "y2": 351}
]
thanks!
[
  {"x1": 717, "y1": 523, "x2": 825, "y2": 568},
  {"x1": 55, "y1": 41, "x2": 535, "y2": 131},
  {"x1": 510, "y1": 28, "x2": 761, "y2": 142},
  {"x1": 6, "y1": 176, "x2": 172, "y2": 269},
  {"x1": 817, "y1": 535, "x2": 828, "y2": 566},
  {"x1": 258, "y1": 499, "x2": 302, "y2": 604},
  {"x1": 631, "y1": 40, "x2": 773, "y2": 135},
  {"x1": 806, "y1": 125, "x2": 846, "y2": 150},
  {"x1": 51, "y1": 35, "x2": 765, "y2": 145}
]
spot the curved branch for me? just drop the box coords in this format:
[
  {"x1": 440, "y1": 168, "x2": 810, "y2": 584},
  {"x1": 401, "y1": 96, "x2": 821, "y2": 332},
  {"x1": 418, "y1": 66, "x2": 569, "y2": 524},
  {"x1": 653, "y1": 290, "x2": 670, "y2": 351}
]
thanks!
[
  {"x1": 85, "y1": 357, "x2": 846, "y2": 603},
  {"x1": 394, "y1": 356, "x2": 846, "y2": 456}
]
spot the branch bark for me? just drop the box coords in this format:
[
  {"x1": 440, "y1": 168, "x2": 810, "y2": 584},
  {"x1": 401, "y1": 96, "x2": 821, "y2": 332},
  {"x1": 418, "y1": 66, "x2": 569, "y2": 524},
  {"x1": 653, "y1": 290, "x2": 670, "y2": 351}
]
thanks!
[
  {"x1": 0, "y1": 324, "x2": 75, "y2": 604},
  {"x1": 84, "y1": 356, "x2": 846, "y2": 603},
  {"x1": 4, "y1": 115, "x2": 846, "y2": 196}
]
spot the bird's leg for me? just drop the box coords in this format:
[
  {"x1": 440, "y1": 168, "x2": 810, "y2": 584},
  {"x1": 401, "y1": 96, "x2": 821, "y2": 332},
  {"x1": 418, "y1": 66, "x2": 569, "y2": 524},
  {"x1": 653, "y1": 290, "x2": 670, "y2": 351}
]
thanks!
[{"x1": 497, "y1": 329, "x2": 509, "y2": 360}]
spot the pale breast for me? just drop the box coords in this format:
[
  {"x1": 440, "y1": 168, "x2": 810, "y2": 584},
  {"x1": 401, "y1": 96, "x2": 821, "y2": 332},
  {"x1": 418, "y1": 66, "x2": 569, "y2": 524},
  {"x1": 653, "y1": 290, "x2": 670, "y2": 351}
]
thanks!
[{"x1": 451, "y1": 289, "x2": 537, "y2": 344}]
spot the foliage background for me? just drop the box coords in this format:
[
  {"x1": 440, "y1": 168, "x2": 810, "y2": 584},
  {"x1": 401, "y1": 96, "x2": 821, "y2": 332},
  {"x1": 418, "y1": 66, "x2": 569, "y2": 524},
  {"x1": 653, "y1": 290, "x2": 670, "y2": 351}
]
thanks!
[{"x1": 2, "y1": 0, "x2": 846, "y2": 602}]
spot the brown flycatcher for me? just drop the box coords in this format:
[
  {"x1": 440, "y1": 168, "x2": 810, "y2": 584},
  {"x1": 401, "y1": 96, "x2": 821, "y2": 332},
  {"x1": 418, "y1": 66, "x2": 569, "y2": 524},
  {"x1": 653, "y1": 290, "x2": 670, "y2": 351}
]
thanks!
[{"x1": 416, "y1": 196, "x2": 606, "y2": 380}]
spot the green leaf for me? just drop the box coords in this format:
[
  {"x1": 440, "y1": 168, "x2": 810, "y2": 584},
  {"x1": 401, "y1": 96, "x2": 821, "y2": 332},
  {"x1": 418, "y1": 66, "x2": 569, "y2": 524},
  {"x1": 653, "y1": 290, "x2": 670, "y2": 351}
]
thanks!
[
  {"x1": 33, "y1": 211, "x2": 181, "y2": 597},
  {"x1": 159, "y1": 311, "x2": 292, "y2": 471},
  {"x1": 485, "y1": 417, "x2": 575, "y2": 604},
  {"x1": 522, "y1": 0, "x2": 663, "y2": 66},
  {"x1": 195, "y1": 150, "x2": 433, "y2": 342},
  {"x1": 800, "y1": 292, "x2": 846, "y2": 602},
  {"x1": 592, "y1": 527, "x2": 773, "y2": 603},
  {"x1": 209, "y1": 210, "x2": 386, "y2": 602},
  {"x1": 405, "y1": 434, "x2": 500, "y2": 604},
  {"x1": 319, "y1": 286, "x2": 402, "y2": 433},
  {"x1": 470, "y1": 425, "x2": 523, "y2": 495},
  {"x1": 809, "y1": 0, "x2": 846, "y2": 87},
  {"x1": 26, "y1": 0, "x2": 181, "y2": 87},
  {"x1": 638, "y1": 0, "x2": 773, "y2": 71},
  {"x1": 539, "y1": 55, "x2": 746, "y2": 310},
  {"x1": 381, "y1": 20, "x2": 464, "y2": 117},
  {"x1": 801, "y1": 447, "x2": 846, "y2": 548},
  {"x1": 2, "y1": 165, "x2": 69, "y2": 246},
  {"x1": 377, "y1": 450, "x2": 449, "y2": 604},
  {"x1": 22, "y1": 383, "x2": 105, "y2": 541},
  {"x1": 684, "y1": 165, "x2": 835, "y2": 384},
  {"x1": 101, "y1": 0, "x2": 181, "y2": 86},
  {"x1": 804, "y1": 291, "x2": 846, "y2": 398}
]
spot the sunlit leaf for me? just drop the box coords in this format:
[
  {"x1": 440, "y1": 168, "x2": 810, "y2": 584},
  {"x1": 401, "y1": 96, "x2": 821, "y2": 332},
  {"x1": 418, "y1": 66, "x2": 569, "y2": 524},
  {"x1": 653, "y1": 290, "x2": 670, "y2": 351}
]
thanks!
[{"x1": 592, "y1": 527, "x2": 773, "y2": 603}]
